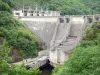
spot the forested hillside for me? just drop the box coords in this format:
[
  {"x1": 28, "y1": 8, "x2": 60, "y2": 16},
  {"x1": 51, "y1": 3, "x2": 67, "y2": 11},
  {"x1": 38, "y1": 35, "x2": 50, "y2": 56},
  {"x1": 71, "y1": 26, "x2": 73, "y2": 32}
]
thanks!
[
  {"x1": 0, "y1": 0, "x2": 43, "y2": 61},
  {"x1": 11, "y1": 0, "x2": 100, "y2": 15},
  {"x1": 0, "y1": 0, "x2": 100, "y2": 75},
  {"x1": 0, "y1": 0, "x2": 41, "y2": 75},
  {"x1": 53, "y1": 22, "x2": 100, "y2": 75},
  {"x1": 80, "y1": 0, "x2": 100, "y2": 14}
]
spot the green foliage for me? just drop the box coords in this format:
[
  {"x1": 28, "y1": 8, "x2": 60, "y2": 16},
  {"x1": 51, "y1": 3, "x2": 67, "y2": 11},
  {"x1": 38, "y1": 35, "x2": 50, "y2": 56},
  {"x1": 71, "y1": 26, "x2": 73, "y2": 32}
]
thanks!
[
  {"x1": 84, "y1": 22, "x2": 100, "y2": 40},
  {"x1": 80, "y1": 0, "x2": 100, "y2": 14},
  {"x1": 0, "y1": 12, "x2": 20, "y2": 28},
  {"x1": 0, "y1": 12, "x2": 42, "y2": 59},
  {"x1": 52, "y1": 66, "x2": 62, "y2": 75},
  {"x1": 0, "y1": 39, "x2": 11, "y2": 74},
  {"x1": 0, "y1": 0, "x2": 42, "y2": 59},
  {"x1": 0, "y1": 0, "x2": 41, "y2": 75},
  {"x1": 53, "y1": 46, "x2": 100, "y2": 75},
  {"x1": 79, "y1": 40, "x2": 97, "y2": 48},
  {"x1": 1, "y1": 0, "x2": 13, "y2": 7},
  {"x1": 7, "y1": 64, "x2": 40, "y2": 75},
  {"x1": 10, "y1": 0, "x2": 100, "y2": 15},
  {"x1": 0, "y1": 40, "x2": 39, "y2": 75},
  {"x1": 53, "y1": 22, "x2": 100, "y2": 75},
  {"x1": 0, "y1": 0, "x2": 11, "y2": 13},
  {"x1": 48, "y1": 0, "x2": 92, "y2": 15}
]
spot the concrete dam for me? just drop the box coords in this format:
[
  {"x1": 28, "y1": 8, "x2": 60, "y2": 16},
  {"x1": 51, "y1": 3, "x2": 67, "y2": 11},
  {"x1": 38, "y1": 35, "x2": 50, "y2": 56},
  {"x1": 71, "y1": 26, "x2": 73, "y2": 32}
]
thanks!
[{"x1": 15, "y1": 14, "x2": 100, "y2": 68}]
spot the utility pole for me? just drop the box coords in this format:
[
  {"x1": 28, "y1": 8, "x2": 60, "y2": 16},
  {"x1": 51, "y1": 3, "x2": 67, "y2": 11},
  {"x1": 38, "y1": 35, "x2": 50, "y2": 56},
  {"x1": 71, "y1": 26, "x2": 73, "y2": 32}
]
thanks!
[
  {"x1": 23, "y1": 0, "x2": 24, "y2": 16},
  {"x1": 35, "y1": 4, "x2": 38, "y2": 16},
  {"x1": 46, "y1": 7, "x2": 49, "y2": 16}
]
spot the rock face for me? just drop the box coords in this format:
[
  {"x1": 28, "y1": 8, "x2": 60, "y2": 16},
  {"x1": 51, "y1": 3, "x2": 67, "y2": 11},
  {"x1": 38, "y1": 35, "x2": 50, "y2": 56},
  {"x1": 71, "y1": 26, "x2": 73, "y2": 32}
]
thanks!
[
  {"x1": 19, "y1": 15, "x2": 100, "y2": 66},
  {"x1": 11, "y1": 49, "x2": 20, "y2": 62}
]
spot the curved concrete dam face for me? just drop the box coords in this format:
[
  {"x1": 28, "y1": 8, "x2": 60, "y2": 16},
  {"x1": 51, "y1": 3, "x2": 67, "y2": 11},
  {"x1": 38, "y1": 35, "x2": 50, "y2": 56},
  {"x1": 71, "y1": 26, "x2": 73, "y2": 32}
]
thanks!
[
  {"x1": 70, "y1": 16, "x2": 85, "y2": 37},
  {"x1": 21, "y1": 17, "x2": 58, "y2": 48},
  {"x1": 20, "y1": 15, "x2": 99, "y2": 49},
  {"x1": 50, "y1": 16, "x2": 86, "y2": 64},
  {"x1": 21, "y1": 16, "x2": 86, "y2": 48}
]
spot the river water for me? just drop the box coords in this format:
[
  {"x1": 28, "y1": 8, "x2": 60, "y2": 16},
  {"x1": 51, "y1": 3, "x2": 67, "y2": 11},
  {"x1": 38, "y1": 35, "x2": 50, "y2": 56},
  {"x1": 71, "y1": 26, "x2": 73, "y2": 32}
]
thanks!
[
  {"x1": 39, "y1": 70, "x2": 52, "y2": 75},
  {"x1": 38, "y1": 62, "x2": 54, "y2": 75}
]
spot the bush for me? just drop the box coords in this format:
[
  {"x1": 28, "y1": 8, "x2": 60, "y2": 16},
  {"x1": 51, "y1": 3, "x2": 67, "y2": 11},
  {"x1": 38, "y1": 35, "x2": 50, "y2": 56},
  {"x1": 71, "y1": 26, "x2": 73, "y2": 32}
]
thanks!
[
  {"x1": 0, "y1": 0, "x2": 11, "y2": 13},
  {"x1": 0, "y1": 1, "x2": 42, "y2": 59},
  {"x1": 84, "y1": 22, "x2": 100, "y2": 40},
  {"x1": 80, "y1": 40, "x2": 97, "y2": 48},
  {"x1": 7, "y1": 64, "x2": 40, "y2": 75},
  {"x1": 0, "y1": 12, "x2": 20, "y2": 28},
  {"x1": 0, "y1": 27, "x2": 40, "y2": 58},
  {"x1": 0, "y1": 40, "x2": 40, "y2": 75},
  {"x1": 53, "y1": 46, "x2": 100, "y2": 75}
]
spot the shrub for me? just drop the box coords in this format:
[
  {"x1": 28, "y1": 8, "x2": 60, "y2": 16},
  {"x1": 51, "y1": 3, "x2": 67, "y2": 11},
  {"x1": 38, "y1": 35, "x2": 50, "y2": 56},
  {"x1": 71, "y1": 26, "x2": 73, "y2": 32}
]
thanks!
[
  {"x1": 0, "y1": 0, "x2": 11, "y2": 13},
  {"x1": 84, "y1": 22, "x2": 100, "y2": 40}
]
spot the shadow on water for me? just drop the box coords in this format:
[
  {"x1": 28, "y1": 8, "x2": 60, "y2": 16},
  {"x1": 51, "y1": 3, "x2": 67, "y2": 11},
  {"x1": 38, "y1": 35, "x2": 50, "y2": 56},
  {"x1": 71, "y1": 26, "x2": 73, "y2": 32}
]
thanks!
[{"x1": 37, "y1": 60, "x2": 54, "y2": 75}]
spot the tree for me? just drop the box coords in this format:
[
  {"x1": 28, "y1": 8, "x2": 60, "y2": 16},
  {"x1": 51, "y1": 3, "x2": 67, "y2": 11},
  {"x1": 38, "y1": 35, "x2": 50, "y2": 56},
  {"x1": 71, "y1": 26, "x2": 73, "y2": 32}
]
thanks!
[
  {"x1": 0, "y1": 39, "x2": 39, "y2": 75},
  {"x1": 0, "y1": 0, "x2": 11, "y2": 13},
  {"x1": 0, "y1": 39, "x2": 11, "y2": 74}
]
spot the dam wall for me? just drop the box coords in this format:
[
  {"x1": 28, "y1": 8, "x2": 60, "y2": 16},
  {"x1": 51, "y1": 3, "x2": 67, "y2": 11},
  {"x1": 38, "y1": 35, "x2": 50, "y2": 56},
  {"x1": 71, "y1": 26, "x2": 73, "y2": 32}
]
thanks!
[{"x1": 16, "y1": 15, "x2": 100, "y2": 67}]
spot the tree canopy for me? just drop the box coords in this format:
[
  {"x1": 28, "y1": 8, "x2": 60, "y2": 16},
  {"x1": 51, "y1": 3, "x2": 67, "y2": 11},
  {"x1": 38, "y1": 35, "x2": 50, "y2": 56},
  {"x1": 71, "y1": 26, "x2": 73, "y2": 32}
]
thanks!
[
  {"x1": 10, "y1": 0, "x2": 100, "y2": 15},
  {"x1": 0, "y1": 0, "x2": 41, "y2": 75}
]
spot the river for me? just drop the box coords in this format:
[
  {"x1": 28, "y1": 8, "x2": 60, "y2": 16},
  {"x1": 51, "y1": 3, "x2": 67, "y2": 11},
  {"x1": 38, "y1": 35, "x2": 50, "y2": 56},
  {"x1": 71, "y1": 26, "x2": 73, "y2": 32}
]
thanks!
[{"x1": 38, "y1": 62, "x2": 54, "y2": 75}]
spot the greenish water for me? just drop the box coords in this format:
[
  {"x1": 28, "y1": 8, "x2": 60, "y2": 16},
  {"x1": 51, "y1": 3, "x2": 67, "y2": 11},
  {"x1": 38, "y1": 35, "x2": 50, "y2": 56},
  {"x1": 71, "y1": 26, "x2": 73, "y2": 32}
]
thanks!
[
  {"x1": 38, "y1": 62, "x2": 54, "y2": 75},
  {"x1": 39, "y1": 70, "x2": 52, "y2": 75}
]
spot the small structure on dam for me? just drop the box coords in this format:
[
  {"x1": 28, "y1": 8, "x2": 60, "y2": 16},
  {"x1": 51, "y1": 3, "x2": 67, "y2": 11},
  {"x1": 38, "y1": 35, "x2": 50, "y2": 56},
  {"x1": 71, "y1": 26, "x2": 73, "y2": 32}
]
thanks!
[
  {"x1": 13, "y1": 9, "x2": 100, "y2": 68},
  {"x1": 13, "y1": 7, "x2": 60, "y2": 17}
]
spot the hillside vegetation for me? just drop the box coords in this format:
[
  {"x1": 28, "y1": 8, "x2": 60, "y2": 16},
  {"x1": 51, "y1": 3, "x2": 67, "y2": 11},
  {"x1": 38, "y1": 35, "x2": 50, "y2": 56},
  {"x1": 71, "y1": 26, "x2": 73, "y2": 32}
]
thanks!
[
  {"x1": 0, "y1": 0, "x2": 100, "y2": 75},
  {"x1": 0, "y1": 0, "x2": 41, "y2": 75},
  {"x1": 80, "y1": 0, "x2": 100, "y2": 14},
  {"x1": 53, "y1": 22, "x2": 100, "y2": 75},
  {"x1": 10, "y1": 0, "x2": 100, "y2": 15},
  {"x1": 0, "y1": 0, "x2": 43, "y2": 61}
]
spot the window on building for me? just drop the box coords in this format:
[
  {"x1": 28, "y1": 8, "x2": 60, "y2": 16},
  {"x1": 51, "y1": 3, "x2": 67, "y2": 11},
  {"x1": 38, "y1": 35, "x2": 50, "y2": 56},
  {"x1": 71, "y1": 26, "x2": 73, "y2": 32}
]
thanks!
[
  {"x1": 15, "y1": 13, "x2": 20, "y2": 15},
  {"x1": 31, "y1": 14, "x2": 33, "y2": 16},
  {"x1": 96, "y1": 17, "x2": 99, "y2": 21},
  {"x1": 31, "y1": 11, "x2": 34, "y2": 13},
  {"x1": 41, "y1": 14, "x2": 44, "y2": 16},
  {"x1": 37, "y1": 11, "x2": 39, "y2": 13},
  {"x1": 59, "y1": 18, "x2": 64, "y2": 23},
  {"x1": 41, "y1": 12, "x2": 44, "y2": 16},
  {"x1": 24, "y1": 11, "x2": 27, "y2": 13},
  {"x1": 88, "y1": 18, "x2": 92, "y2": 23},
  {"x1": 66, "y1": 18, "x2": 70, "y2": 23},
  {"x1": 24, "y1": 13, "x2": 27, "y2": 16},
  {"x1": 37, "y1": 14, "x2": 39, "y2": 16}
]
